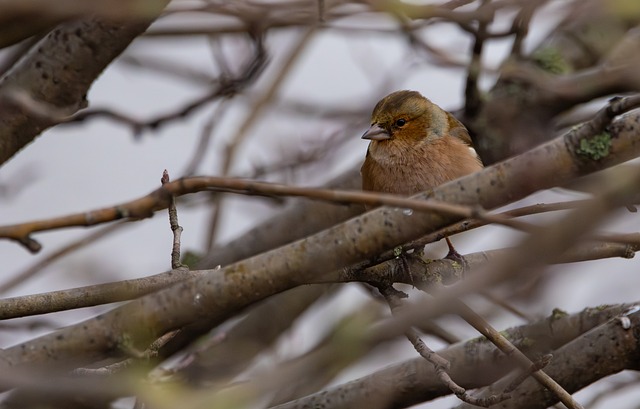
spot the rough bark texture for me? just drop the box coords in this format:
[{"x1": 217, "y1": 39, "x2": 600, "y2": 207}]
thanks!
[{"x1": 0, "y1": 4, "x2": 169, "y2": 166}]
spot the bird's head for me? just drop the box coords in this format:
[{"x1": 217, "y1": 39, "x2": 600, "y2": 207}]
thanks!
[{"x1": 362, "y1": 90, "x2": 452, "y2": 144}]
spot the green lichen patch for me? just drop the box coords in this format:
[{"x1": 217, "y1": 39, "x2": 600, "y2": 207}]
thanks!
[
  {"x1": 550, "y1": 307, "x2": 569, "y2": 321},
  {"x1": 532, "y1": 47, "x2": 571, "y2": 75},
  {"x1": 577, "y1": 132, "x2": 612, "y2": 160}
]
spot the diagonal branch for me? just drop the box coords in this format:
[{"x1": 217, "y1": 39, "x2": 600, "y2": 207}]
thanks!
[
  {"x1": 272, "y1": 303, "x2": 636, "y2": 409},
  {"x1": 0, "y1": 4, "x2": 170, "y2": 166},
  {"x1": 0, "y1": 239, "x2": 635, "y2": 321},
  {"x1": 0, "y1": 102, "x2": 639, "y2": 375},
  {"x1": 0, "y1": 175, "x2": 531, "y2": 253}
]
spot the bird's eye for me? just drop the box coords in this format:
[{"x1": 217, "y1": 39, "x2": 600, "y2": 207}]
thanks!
[{"x1": 395, "y1": 119, "x2": 406, "y2": 127}]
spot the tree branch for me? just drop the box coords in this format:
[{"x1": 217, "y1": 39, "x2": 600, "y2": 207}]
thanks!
[
  {"x1": 0, "y1": 105, "x2": 638, "y2": 374},
  {"x1": 0, "y1": 5, "x2": 170, "y2": 166}
]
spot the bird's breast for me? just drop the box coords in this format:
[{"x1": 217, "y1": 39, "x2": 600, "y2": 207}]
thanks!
[{"x1": 361, "y1": 137, "x2": 482, "y2": 195}]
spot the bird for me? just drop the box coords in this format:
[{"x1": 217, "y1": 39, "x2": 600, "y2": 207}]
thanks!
[{"x1": 360, "y1": 90, "x2": 483, "y2": 258}]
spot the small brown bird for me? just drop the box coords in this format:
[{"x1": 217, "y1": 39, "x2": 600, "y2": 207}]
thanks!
[
  {"x1": 361, "y1": 90, "x2": 483, "y2": 257},
  {"x1": 361, "y1": 90, "x2": 482, "y2": 195}
]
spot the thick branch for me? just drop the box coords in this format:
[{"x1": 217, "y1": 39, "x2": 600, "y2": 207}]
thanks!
[
  {"x1": 0, "y1": 240, "x2": 635, "y2": 320},
  {"x1": 272, "y1": 304, "x2": 635, "y2": 409},
  {"x1": 0, "y1": 4, "x2": 169, "y2": 166},
  {"x1": 454, "y1": 306, "x2": 640, "y2": 409},
  {"x1": 0, "y1": 107, "x2": 638, "y2": 373}
]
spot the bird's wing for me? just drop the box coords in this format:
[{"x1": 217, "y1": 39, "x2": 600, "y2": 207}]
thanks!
[{"x1": 447, "y1": 113, "x2": 474, "y2": 146}]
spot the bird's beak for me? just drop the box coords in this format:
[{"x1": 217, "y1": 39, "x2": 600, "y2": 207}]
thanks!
[{"x1": 361, "y1": 124, "x2": 390, "y2": 141}]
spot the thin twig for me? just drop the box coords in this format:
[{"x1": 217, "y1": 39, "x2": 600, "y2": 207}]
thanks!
[
  {"x1": 69, "y1": 32, "x2": 267, "y2": 135},
  {"x1": 182, "y1": 101, "x2": 231, "y2": 177},
  {"x1": 377, "y1": 284, "x2": 511, "y2": 407},
  {"x1": 0, "y1": 176, "x2": 530, "y2": 253},
  {"x1": 504, "y1": 354, "x2": 553, "y2": 394},
  {"x1": 0, "y1": 33, "x2": 265, "y2": 137},
  {"x1": 161, "y1": 170, "x2": 185, "y2": 270},
  {"x1": 448, "y1": 297, "x2": 583, "y2": 409},
  {"x1": 206, "y1": 26, "x2": 317, "y2": 249},
  {"x1": 513, "y1": 1, "x2": 544, "y2": 57}
]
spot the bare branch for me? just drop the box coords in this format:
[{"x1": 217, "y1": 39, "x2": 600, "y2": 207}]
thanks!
[
  {"x1": 0, "y1": 176, "x2": 531, "y2": 252},
  {"x1": 1, "y1": 109, "x2": 639, "y2": 373},
  {"x1": 272, "y1": 304, "x2": 635, "y2": 408},
  {"x1": 0, "y1": 7, "x2": 170, "y2": 165}
]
